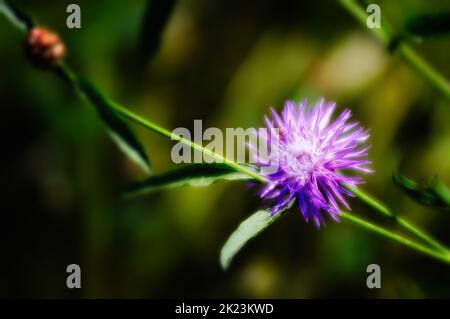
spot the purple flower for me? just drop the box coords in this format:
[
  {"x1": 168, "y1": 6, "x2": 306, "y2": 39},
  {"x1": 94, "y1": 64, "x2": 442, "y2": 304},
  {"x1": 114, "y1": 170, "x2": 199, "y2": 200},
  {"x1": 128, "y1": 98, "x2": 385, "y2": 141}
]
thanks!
[{"x1": 251, "y1": 99, "x2": 372, "y2": 228}]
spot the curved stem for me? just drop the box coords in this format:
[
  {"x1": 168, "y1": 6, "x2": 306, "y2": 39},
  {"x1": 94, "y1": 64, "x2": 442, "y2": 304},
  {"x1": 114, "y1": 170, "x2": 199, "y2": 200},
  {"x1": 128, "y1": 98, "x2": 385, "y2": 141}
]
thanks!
[
  {"x1": 348, "y1": 186, "x2": 449, "y2": 254},
  {"x1": 338, "y1": 0, "x2": 450, "y2": 100},
  {"x1": 341, "y1": 211, "x2": 450, "y2": 264}
]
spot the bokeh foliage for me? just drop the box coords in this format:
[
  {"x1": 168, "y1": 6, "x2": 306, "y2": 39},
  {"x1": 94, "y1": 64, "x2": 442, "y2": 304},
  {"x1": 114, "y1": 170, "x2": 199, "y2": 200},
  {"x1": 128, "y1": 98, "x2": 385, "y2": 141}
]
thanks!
[{"x1": 0, "y1": 0, "x2": 450, "y2": 298}]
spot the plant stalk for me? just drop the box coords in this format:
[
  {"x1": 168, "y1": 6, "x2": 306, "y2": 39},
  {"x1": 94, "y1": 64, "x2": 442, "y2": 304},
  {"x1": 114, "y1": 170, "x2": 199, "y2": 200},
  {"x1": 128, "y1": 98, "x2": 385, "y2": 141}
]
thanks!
[
  {"x1": 341, "y1": 211, "x2": 450, "y2": 264},
  {"x1": 348, "y1": 186, "x2": 449, "y2": 254},
  {"x1": 57, "y1": 63, "x2": 450, "y2": 265},
  {"x1": 338, "y1": 0, "x2": 450, "y2": 100},
  {"x1": 58, "y1": 64, "x2": 266, "y2": 183}
]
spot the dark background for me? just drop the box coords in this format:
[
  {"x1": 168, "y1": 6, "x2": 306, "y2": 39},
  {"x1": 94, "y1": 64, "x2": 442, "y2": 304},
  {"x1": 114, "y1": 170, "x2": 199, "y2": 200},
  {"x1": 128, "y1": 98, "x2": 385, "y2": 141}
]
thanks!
[{"x1": 0, "y1": 0, "x2": 450, "y2": 298}]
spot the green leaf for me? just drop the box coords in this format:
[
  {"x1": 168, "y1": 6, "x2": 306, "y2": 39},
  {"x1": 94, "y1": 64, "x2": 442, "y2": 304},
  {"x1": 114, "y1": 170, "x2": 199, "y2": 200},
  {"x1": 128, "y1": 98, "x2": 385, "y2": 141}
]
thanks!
[
  {"x1": 220, "y1": 200, "x2": 295, "y2": 270},
  {"x1": 393, "y1": 173, "x2": 450, "y2": 209},
  {"x1": 404, "y1": 13, "x2": 450, "y2": 39},
  {"x1": 76, "y1": 78, "x2": 151, "y2": 174},
  {"x1": 123, "y1": 163, "x2": 256, "y2": 198},
  {"x1": 0, "y1": 0, "x2": 34, "y2": 31}
]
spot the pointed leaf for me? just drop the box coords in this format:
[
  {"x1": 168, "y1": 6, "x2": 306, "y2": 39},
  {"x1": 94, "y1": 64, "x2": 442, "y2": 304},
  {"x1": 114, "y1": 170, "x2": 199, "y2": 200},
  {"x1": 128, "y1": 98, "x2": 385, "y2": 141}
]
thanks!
[
  {"x1": 220, "y1": 200, "x2": 295, "y2": 270},
  {"x1": 76, "y1": 78, "x2": 151, "y2": 174},
  {"x1": 123, "y1": 163, "x2": 256, "y2": 198},
  {"x1": 393, "y1": 173, "x2": 450, "y2": 209}
]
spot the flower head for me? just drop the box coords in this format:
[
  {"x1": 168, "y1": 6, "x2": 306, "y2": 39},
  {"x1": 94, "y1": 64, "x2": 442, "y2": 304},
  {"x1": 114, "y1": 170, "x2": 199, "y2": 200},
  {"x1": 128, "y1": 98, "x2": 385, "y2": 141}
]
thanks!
[{"x1": 252, "y1": 99, "x2": 372, "y2": 228}]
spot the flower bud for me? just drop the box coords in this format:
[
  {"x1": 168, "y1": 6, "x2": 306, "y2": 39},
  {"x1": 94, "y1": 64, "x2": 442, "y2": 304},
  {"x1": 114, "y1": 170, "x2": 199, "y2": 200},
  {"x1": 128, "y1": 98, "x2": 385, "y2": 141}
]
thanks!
[{"x1": 25, "y1": 27, "x2": 66, "y2": 68}]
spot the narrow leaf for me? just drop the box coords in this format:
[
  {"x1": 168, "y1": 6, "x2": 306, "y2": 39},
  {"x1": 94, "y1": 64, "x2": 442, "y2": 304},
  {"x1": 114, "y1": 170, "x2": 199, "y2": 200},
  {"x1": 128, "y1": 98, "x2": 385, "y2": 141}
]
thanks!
[
  {"x1": 0, "y1": 0, "x2": 34, "y2": 31},
  {"x1": 220, "y1": 200, "x2": 295, "y2": 270},
  {"x1": 76, "y1": 78, "x2": 151, "y2": 174},
  {"x1": 393, "y1": 173, "x2": 450, "y2": 209},
  {"x1": 123, "y1": 163, "x2": 256, "y2": 198}
]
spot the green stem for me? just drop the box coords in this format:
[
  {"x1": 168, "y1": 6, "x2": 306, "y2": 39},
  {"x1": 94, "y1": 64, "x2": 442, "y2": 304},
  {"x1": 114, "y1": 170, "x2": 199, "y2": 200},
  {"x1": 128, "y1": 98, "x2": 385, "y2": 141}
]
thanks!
[
  {"x1": 112, "y1": 102, "x2": 265, "y2": 183},
  {"x1": 59, "y1": 64, "x2": 450, "y2": 263},
  {"x1": 397, "y1": 45, "x2": 450, "y2": 99},
  {"x1": 338, "y1": 0, "x2": 450, "y2": 100},
  {"x1": 348, "y1": 186, "x2": 449, "y2": 254},
  {"x1": 338, "y1": 0, "x2": 390, "y2": 44},
  {"x1": 58, "y1": 64, "x2": 266, "y2": 183},
  {"x1": 112, "y1": 102, "x2": 266, "y2": 183},
  {"x1": 109, "y1": 82, "x2": 450, "y2": 262},
  {"x1": 341, "y1": 211, "x2": 450, "y2": 264}
]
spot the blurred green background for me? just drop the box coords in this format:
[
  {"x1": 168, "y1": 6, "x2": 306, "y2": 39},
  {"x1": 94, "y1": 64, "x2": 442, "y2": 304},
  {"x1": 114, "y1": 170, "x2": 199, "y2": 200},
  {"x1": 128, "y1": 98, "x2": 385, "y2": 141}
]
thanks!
[{"x1": 0, "y1": 0, "x2": 450, "y2": 298}]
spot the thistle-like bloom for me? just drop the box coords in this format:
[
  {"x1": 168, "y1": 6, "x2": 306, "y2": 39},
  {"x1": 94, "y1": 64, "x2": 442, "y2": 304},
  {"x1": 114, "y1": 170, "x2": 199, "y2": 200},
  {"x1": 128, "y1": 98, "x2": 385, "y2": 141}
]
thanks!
[{"x1": 252, "y1": 99, "x2": 372, "y2": 228}]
